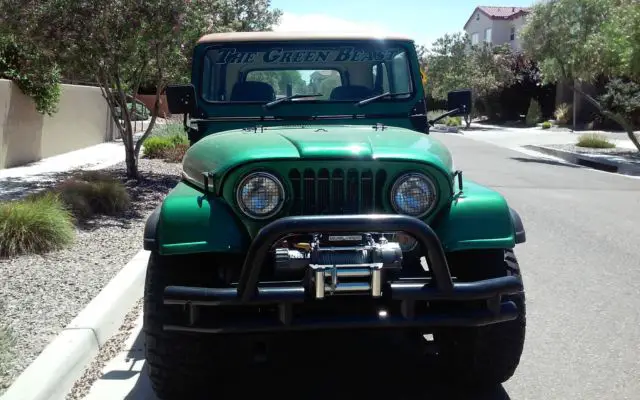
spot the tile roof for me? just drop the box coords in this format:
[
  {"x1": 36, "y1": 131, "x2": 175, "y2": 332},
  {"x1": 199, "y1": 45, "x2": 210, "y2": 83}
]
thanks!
[
  {"x1": 464, "y1": 6, "x2": 531, "y2": 30},
  {"x1": 478, "y1": 6, "x2": 530, "y2": 19}
]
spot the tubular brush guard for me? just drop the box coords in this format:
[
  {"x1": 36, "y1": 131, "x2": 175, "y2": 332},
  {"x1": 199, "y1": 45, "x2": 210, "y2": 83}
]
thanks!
[{"x1": 162, "y1": 214, "x2": 523, "y2": 334}]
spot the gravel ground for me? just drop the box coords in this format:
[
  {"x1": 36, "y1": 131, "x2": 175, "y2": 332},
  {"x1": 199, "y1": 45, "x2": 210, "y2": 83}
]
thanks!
[
  {"x1": 0, "y1": 158, "x2": 180, "y2": 394},
  {"x1": 66, "y1": 300, "x2": 143, "y2": 400}
]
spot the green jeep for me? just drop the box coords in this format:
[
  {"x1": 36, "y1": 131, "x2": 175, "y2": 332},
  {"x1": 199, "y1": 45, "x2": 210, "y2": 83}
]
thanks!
[{"x1": 143, "y1": 32, "x2": 526, "y2": 398}]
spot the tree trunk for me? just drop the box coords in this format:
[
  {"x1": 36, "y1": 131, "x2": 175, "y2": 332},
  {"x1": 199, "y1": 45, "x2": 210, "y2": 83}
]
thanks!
[{"x1": 125, "y1": 142, "x2": 138, "y2": 179}]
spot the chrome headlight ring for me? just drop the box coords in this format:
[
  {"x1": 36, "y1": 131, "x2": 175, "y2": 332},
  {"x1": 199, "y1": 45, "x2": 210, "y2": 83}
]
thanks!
[
  {"x1": 235, "y1": 172, "x2": 285, "y2": 219},
  {"x1": 390, "y1": 172, "x2": 438, "y2": 218}
]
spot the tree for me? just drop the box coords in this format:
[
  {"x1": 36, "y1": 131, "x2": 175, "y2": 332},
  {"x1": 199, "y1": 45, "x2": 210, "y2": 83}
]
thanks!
[
  {"x1": 0, "y1": 33, "x2": 61, "y2": 115},
  {"x1": 423, "y1": 33, "x2": 472, "y2": 101},
  {"x1": 521, "y1": 0, "x2": 640, "y2": 151},
  {"x1": 423, "y1": 33, "x2": 517, "y2": 127},
  {"x1": 0, "y1": 0, "x2": 282, "y2": 178}
]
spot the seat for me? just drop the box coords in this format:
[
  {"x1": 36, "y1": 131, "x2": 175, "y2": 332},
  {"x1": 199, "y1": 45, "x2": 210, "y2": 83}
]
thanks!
[
  {"x1": 229, "y1": 81, "x2": 276, "y2": 102},
  {"x1": 329, "y1": 85, "x2": 374, "y2": 101}
]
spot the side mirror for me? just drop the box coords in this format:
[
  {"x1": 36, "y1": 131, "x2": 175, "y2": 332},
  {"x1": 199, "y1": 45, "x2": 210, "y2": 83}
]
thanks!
[
  {"x1": 447, "y1": 89, "x2": 472, "y2": 116},
  {"x1": 166, "y1": 84, "x2": 197, "y2": 114}
]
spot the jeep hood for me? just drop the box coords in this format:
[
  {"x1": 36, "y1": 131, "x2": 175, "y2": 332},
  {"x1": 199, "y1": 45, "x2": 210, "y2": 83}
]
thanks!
[{"x1": 182, "y1": 125, "x2": 453, "y2": 188}]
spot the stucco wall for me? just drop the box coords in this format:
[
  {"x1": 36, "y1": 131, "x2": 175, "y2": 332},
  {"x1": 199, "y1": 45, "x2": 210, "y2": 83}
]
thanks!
[
  {"x1": 465, "y1": 13, "x2": 527, "y2": 51},
  {"x1": 510, "y1": 15, "x2": 527, "y2": 51},
  {"x1": 465, "y1": 12, "x2": 494, "y2": 46},
  {"x1": 0, "y1": 79, "x2": 111, "y2": 169}
]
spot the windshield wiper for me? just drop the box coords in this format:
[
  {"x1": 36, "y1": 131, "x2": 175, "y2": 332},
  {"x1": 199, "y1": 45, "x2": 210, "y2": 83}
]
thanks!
[
  {"x1": 263, "y1": 93, "x2": 323, "y2": 109},
  {"x1": 356, "y1": 92, "x2": 412, "y2": 107}
]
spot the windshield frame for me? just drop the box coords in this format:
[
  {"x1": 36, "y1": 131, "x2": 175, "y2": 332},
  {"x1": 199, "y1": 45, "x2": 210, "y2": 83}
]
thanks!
[{"x1": 196, "y1": 39, "x2": 419, "y2": 108}]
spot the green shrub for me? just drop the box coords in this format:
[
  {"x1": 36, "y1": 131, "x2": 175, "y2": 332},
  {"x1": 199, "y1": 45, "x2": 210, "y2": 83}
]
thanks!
[
  {"x1": 54, "y1": 174, "x2": 130, "y2": 220},
  {"x1": 169, "y1": 133, "x2": 189, "y2": 146},
  {"x1": 164, "y1": 143, "x2": 189, "y2": 163},
  {"x1": 143, "y1": 129, "x2": 189, "y2": 162},
  {"x1": 0, "y1": 193, "x2": 75, "y2": 258},
  {"x1": 73, "y1": 170, "x2": 116, "y2": 183},
  {"x1": 525, "y1": 99, "x2": 542, "y2": 126},
  {"x1": 143, "y1": 136, "x2": 174, "y2": 159},
  {"x1": 554, "y1": 103, "x2": 571, "y2": 125},
  {"x1": 444, "y1": 116, "x2": 462, "y2": 127},
  {"x1": 0, "y1": 34, "x2": 61, "y2": 116},
  {"x1": 576, "y1": 133, "x2": 616, "y2": 149},
  {"x1": 152, "y1": 122, "x2": 186, "y2": 138},
  {"x1": 541, "y1": 121, "x2": 552, "y2": 129}
]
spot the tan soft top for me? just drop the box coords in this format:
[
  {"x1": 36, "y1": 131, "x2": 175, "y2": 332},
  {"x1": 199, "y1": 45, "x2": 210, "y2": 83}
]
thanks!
[{"x1": 197, "y1": 31, "x2": 414, "y2": 44}]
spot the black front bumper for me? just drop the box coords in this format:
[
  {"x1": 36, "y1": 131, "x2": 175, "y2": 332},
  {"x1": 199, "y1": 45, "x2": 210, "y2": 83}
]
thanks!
[{"x1": 162, "y1": 214, "x2": 523, "y2": 334}]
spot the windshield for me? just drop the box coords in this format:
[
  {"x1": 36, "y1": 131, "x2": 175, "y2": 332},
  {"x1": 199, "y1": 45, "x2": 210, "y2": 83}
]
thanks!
[{"x1": 200, "y1": 41, "x2": 415, "y2": 104}]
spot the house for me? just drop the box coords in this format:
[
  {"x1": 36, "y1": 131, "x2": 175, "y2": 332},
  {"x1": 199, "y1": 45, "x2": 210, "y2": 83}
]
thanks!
[{"x1": 463, "y1": 6, "x2": 531, "y2": 50}]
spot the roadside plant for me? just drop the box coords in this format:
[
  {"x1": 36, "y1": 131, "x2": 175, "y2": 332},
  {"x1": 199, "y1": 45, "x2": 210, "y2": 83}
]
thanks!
[
  {"x1": 164, "y1": 143, "x2": 190, "y2": 163},
  {"x1": 143, "y1": 131, "x2": 189, "y2": 162},
  {"x1": 445, "y1": 116, "x2": 462, "y2": 127},
  {"x1": 576, "y1": 133, "x2": 616, "y2": 149},
  {"x1": 554, "y1": 103, "x2": 572, "y2": 125},
  {"x1": 143, "y1": 137, "x2": 175, "y2": 160},
  {"x1": 525, "y1": 99, "x2": 542, "y2": 126},
  {"x1": 541, "y1": 121, "x2": 552, "y2": 129},
  {"x1": 54, "y1": 174, "x2": 130, "y2": 221},
  {"x1": 0, "y1": 193, "x2": 75, "y2": 258}
]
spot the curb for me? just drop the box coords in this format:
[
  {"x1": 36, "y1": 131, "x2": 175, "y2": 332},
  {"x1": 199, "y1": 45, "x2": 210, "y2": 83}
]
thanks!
[
  {"x1": 432, "y1": 125, "x2": 461, "y2": 134},
  {"x1": 1, "y1": 250, "x2": 150, "y2": 400},
  {"x1": 525, "y1": 145, "x2": 640, "y2": 177}
]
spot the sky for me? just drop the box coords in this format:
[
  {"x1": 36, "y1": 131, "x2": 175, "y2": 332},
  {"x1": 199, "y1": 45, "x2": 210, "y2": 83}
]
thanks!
[{"x1": 271, "y1": 0, "x2": 537, "y2": 49}]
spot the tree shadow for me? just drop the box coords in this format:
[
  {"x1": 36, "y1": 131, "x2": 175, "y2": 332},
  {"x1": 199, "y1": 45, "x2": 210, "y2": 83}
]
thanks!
[
  {"x1": 0, "y1": 170, "x2": 78, "y2": 201},
  {"x1": 74, "y1": 167, "x2": 180, "y2": 231},
  {"x1": 463, "y1": 125, "x2": 508, "y2": 132},
  {"x1": 0, "y1": 163, "x2": 180, "y2": 232}
]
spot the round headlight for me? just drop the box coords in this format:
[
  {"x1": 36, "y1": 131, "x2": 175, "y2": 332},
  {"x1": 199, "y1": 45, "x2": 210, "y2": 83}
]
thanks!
[
  {"x1": 390, "y1": 173, "x2": 437, "y2": 217},
  {"x1": 236, "y1": 172, "x2": 285, "y2": 219}
]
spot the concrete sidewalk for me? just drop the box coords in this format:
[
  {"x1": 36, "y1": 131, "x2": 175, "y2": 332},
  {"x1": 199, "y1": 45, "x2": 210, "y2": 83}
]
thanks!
[
  {"x1": 0, "y1": 132, "x2": 150, "y2": 201},
  {"x1": 462, "y1": 123, "x2": 638, "y2": 150}
]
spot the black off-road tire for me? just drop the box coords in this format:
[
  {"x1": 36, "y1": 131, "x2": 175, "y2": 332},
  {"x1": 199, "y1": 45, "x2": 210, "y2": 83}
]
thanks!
[
  {"x1": 435, "y1": 248, "x2": 526, "y2": 387},
  {"x1": 144, "y1": 252, "x2": 269, "y2": 399}
]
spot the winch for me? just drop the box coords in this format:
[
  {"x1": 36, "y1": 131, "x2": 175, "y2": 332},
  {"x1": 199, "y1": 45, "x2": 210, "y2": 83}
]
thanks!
[{"x1": 273, "y1": 233, "x2": 403, "y2": 299}]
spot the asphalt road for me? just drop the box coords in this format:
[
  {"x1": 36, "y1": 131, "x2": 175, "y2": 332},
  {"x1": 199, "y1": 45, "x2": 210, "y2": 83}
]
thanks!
[{"x1": 84, "y1": 132, "x2": 640, "y2": 400}]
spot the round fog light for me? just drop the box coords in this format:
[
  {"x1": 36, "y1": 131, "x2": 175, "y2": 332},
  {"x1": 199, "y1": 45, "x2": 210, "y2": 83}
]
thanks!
[{"x1": 396, "y1": 232, "x2": 418, "y2": 252}]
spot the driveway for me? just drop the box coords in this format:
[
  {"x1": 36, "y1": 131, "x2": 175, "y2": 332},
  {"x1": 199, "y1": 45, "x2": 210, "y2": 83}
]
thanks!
[{"x1": 82, "y1": 131, "x2": 640, "y2": 400}]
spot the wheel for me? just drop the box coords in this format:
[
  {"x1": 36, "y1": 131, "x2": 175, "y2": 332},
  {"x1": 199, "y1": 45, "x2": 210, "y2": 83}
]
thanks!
[
  {"x1": 143, "y1": 252, "x2": 270, "y2": 399},
  {"x1": 435, "y1": 248, "x2": 526, "y2": 387}
]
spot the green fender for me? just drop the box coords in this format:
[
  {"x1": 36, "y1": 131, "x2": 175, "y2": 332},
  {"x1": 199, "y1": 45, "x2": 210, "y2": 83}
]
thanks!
[
  {"x1": 432, "y1": 179, "x2": 525, "y2": 252},
  {"x1": 144, "y1": 182, "x2": 249, "y2": 255},
  {"x1": 144, "y1": 179, "x2": 525, "y2": 256}
]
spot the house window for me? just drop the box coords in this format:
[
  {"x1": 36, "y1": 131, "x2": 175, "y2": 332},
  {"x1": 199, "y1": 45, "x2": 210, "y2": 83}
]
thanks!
[
  {"x1": 471, "y1": 32, "x2": 479, "y2": 45},
  {"x1": 510, "y1": 27, "x2": 516, "y2": 41},
  {"x1": 484, "y1": 28, "x2": 492, "y2": 43},
  {"x1": 476, "y1": 13, "x2": 480, "y2": 20}
]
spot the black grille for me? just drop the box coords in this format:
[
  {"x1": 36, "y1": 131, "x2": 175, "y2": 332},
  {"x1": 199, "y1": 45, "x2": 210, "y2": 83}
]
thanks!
[{"x1": 288, "y1": 168, "x2": 387, "y2": 215}]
